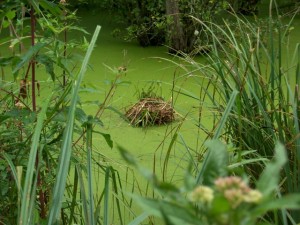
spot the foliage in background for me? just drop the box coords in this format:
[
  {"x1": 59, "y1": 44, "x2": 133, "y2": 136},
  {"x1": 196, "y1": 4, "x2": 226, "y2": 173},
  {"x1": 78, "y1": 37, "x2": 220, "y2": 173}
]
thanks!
[{"x1": 64, "y1": 0, "x2": 299, "y2": 54}]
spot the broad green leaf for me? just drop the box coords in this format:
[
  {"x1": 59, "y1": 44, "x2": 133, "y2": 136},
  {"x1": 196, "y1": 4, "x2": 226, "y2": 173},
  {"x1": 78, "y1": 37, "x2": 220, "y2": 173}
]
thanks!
[
  {"x1": 256, "y1": 143, "x2": 287, "y2": 196},
  {"x1": 39, "y1": 0, "x2": 61, "y2": 17},
  {"x1": 196, "y1": 140, "x2": 228, "y2": 185},
  {"x1": 5, "y1": 10, "x2": 16, "y2": 20},
  {"x1": 210, "y1": 195, "x2": 231, "y2": 215},
  {"x1": 133, "y1": 196, "x2": 202, "y2": 225},
  {"x1": 36, "y1": 54, "x2": 55, "y2": 81},
  {"x1": 2, "y1": 20, "x2": 10, "y2": 28},
  {"x1": 117, "y1": 145, "x2": 137, "y2": 166}
]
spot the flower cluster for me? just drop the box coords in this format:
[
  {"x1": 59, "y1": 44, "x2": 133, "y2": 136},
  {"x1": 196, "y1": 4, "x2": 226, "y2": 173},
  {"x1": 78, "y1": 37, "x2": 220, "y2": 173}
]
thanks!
[
  {"x1": 214, "y1": 176, "x2": 262, "y2": 208},
  {"x1": 188, "y1": 185, "x2": 214, "y2": 204},
  {"x1": 189, "y1": 176, "x2": 262, "y2": 209}
]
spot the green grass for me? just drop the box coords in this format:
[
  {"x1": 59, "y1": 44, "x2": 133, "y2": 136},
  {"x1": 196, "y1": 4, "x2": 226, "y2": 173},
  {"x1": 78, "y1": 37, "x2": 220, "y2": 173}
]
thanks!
[{"x1": 167, "y1": 6, "x2": 300, "y2": 224}]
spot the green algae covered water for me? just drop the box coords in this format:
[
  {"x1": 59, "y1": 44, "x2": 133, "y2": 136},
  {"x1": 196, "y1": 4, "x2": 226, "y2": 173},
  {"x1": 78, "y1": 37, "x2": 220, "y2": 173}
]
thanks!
[
  {"x1": 1, "y1": 6, "x2": 299, "y2": 223},
  {"x1": 74, "y1": 10, "x2": 210, "y2": 171}
]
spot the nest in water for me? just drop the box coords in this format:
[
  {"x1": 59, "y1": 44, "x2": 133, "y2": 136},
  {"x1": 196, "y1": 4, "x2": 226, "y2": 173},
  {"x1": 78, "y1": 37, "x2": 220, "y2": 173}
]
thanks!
[{"x1": 125, "y1": 98, "x2": 175, "y2": 127}]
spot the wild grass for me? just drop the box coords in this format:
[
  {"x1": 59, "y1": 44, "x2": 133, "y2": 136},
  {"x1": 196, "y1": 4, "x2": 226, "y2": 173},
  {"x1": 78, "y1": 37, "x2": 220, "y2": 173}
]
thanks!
[
  {"x1": 163, "y1": 3, "x2": 300, "y2": 224},
  {"x1": 1, "y1": 1, "x2": 300, "y2": 225},
  {"x1": 128, "y1": 2, "x2": 300, "y2": 224},
  {"x1": 0, "y1": 24, "x2": 138, "y2": 224}
]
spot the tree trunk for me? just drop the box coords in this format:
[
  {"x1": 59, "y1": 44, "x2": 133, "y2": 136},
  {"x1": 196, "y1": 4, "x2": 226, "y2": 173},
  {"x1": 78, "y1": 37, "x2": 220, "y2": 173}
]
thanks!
[{"x1": 166, "y1": 0, "x2": 185, "y2": 53}]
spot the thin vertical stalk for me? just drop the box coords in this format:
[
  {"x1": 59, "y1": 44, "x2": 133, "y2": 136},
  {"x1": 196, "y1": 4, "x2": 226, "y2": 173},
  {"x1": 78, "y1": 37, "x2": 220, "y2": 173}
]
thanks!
[
  {"x1": 86, "y1": 116, "x2": 95, "y2": 225},
  {"x1": 61, "y1": 1, "x2": 68, "y2": 86},
  {"x1": 63, "y1": 28, "x2": 67, "y2": 86},
  {"x1": 30, "y1": 5, "x2": 36, "y2": 112},
  {"x1": 104, "y1": 167, "x2": 111, "y2": 225},
  {"x1": 67, "y1": 169, "x2": 79, "y2": 225}
]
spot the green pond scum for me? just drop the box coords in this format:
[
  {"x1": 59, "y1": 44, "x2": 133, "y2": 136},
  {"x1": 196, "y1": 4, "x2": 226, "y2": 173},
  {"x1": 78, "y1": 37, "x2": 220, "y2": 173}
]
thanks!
[{"x1": 0, "y1": 0, "x2": 300, "y2": 224}]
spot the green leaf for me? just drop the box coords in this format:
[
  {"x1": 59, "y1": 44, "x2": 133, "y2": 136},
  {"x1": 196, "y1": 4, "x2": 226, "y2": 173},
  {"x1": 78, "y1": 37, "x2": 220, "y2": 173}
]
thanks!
[
  {"x1": 5, "y1": 10, "x2": 16, "y2": 20},
  {"x1": 133, "y1": 196, "x2": 201, "y2": 225},
  {"x1": 213, "y1": 90, "x2": 238, "y2": 139},
  {"x1": 13, "y1": 42, "x2": 47, "y2": 75},
  {"x1": 128, "y1": 212, "x2": 150, "y2": 225},
  {"x1": 36, "y1": 54, "x2": 55, "y2": 81},
  {"x1": 93, "y1": 131, "x2": 113, "y2": 149},
  {"x1": 196, "y1": 140, "x2": 228, "y2": 185},
  {"x1": 256, "y1": 143, "x2": 287, "y2": 196},
  {"x1": 117, "y1": 146, "x2": 137, "y2": 166},
  {"x1": 0, "y1": 57, "x2": 14, "y2": 66},
  {"x1": 3, "y1": 153, "x2": 21, "y2": 193},
  {"x1": 2, "y1": 20, "x2": 10, "y2": 28},
  {"x1": 39, "y1": 0, "x2": 61, "y2": 17},
  {"x1": 251, "y1": 194, "x2": 300, "y2": 218},
  {"x1": 210, "y1": 195, "x2": 231, "y2": 215}
]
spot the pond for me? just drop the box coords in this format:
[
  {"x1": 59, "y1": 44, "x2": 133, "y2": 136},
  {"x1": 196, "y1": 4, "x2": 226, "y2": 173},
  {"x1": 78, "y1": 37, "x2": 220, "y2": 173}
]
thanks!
[
  {"x1": 1, "y1": 6, "x2": 299, "y2": 223},
  {"x1": 72, "y1": 9, "x2": 211, "y2": 180},
  {"x1": 73, "y1": 7, "x2": 300, "y2": 172}
]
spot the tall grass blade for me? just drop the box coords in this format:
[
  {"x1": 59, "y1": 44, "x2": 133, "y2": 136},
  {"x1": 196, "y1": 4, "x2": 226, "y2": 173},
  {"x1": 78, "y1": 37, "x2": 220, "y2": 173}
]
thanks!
[
  {"x1": 47, "y1": 25, "x2": 101, "y2": 224},
  {"x1": 77, "y1": 165, "x2": 89, "y2": 224},
  {"x1": 213, "y1": 90, "x2": 238, "y2": 139},
  {"x1": 111, "y1": 170, "x2": 124, "y2": 225},
  {"x1": 104, "y1": 167, "x2": 111, "y2": 225},
  {"x1": 86, "y1": 116, "x2": 95, "y2": 225},
  {"x1": 67, "y1": 168, "x2": 79, "y2": 225},
  {"x1": 18, "y1": 95, "x2": 51, "y2": 225},
  {"x1": 195, "y1": 90, "x2": 237, "y2": 184}
]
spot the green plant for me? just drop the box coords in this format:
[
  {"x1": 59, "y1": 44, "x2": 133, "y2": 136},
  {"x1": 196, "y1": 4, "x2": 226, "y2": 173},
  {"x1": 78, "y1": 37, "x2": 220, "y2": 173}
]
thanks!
[
  {"x1": 119, "y1": 140, "x2": 300, "y2": 225},
  {"x1": 0, "y1": 2, "x2": 137, "y2": 222},
  {"x1": 163, "y1": 2, "x2": 300, "y2": 223}
]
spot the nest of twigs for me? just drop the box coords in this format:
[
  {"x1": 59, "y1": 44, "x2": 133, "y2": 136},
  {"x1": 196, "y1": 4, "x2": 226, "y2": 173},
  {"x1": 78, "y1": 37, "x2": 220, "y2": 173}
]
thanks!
[{"x1": 125, "y1": 97, "x2": 175, "y2": 127}]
